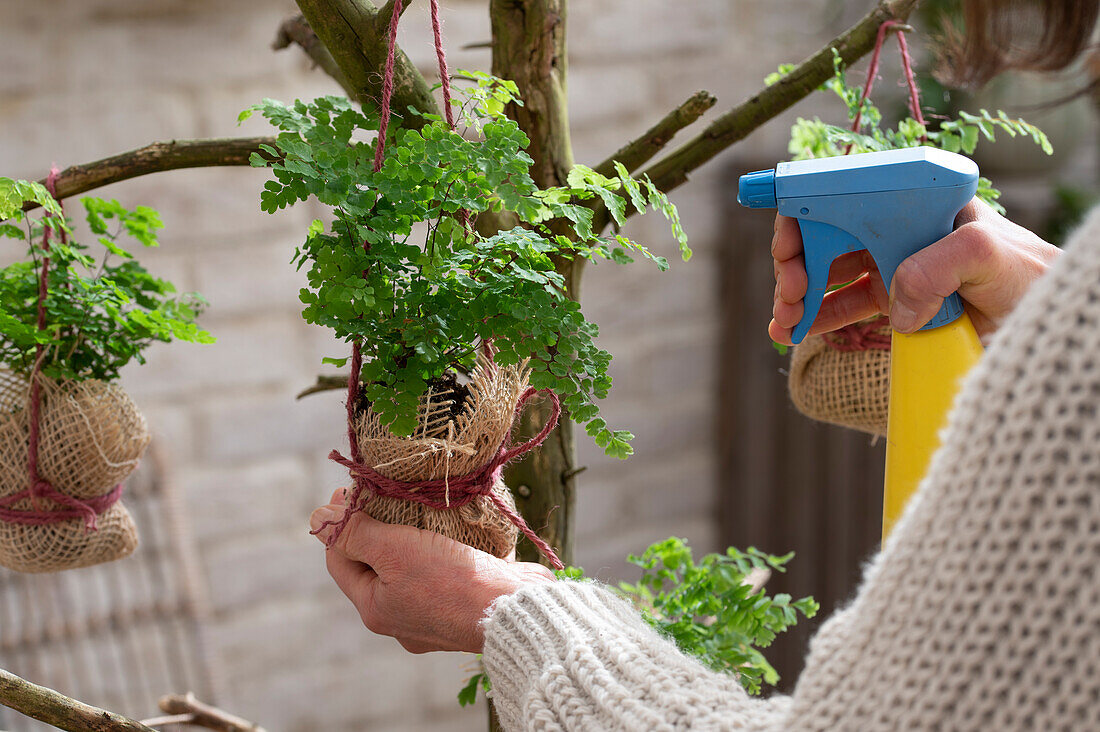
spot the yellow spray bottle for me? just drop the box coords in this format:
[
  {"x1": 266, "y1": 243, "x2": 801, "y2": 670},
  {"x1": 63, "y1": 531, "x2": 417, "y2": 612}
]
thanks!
[{"x1": 738, "y1": 147, "x2": 982, "y2": 540}]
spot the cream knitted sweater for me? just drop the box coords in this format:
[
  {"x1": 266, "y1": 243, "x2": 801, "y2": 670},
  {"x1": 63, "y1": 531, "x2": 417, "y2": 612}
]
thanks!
[{"x1": 481, "y1": 209, "x2": 1100, "y2": 731}]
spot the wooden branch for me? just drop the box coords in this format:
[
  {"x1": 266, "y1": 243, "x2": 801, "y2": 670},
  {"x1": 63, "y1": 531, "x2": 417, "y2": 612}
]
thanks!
[
  {"x1": 273, "y1": 14, "x2": 355, "y2": 98},
  {"x1": 593, "y1": 0, "x2": 921, "y2": 232},
  {"x1": 0, "y1": 668, "x2": 156, "y2": 732},
  {"x1": 21, "y1": 137, "x2": 277, "y2": 211},
  {"x1": 491, "y1": 0, "x2": 573, "y2": 189},
  {"x1": 297, "y1": 374, "x2": 349, "y2": 399},
  {"x1": 139, "y1": 714, "x2": 195, "y2": 727},
  {"x1": 156, "y1": 693, "x2": 267, "y2": 732},
  {"x1": 490, "y1": 0, "x2": 579, "y2": 577},
  {"x1": 376, "y1": 0, "x2": 414, "y2": 29},
  {"x1": 295, "y1": 0, "x2": 438, "y2": 126},
  {"x1": 592, "y1": 90, "x2": 717, "y2": 178}
]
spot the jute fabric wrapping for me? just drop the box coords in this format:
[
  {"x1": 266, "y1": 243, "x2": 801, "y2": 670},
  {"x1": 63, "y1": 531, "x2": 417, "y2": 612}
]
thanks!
[
  {"x1": 354, "y1": 358, "x2": 526, "y2": 558},
  {"x1": 0, "y1": 370, "x2": 148, "y2": 572},
  {"x1": 788, "y1": 318, "x2": 892, "y2": 436}
]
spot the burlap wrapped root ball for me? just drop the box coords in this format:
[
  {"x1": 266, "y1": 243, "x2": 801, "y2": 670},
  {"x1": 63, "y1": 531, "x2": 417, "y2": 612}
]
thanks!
[
  {"x1": 787, "y1": 317, "x2": 892, "y2": 436},
  {"x1": 0, "y1": 371, "x2": 148, "y2": 572},
  {"x1": 354, "y1": 360, "x2": 527, "y2": 559}
]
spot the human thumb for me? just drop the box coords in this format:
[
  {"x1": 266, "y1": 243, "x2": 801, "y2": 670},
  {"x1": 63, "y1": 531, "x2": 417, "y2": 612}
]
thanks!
[{"x1": 888, "y1": 234, "x2": 972, "y2": 333}]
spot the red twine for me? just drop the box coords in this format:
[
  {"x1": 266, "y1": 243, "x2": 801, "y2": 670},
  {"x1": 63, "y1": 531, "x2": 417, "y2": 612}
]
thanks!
[
  {"x1": 823, "y1": 317, "x2": 893, "y2": 352},
  {"x1": 828, "y1": 20, "x2": 925, "y2": 352},
  {"x1": 320, "y1": 387, "x2": 564, "y2": 570},
  {"x1": 327, "y1": 2, "x2": 563, "y2": 569},
  {"x1": 846, "y1": 20, "x2": 927, "y2": 151},
  {"x1": 2, "y1": 167, "x2": 124, "y2": 532}
]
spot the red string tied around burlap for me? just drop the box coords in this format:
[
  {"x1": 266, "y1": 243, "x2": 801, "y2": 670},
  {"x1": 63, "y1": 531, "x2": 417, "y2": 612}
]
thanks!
[
  {"x1": 317, "y1": 386, "x2": 565, "y2": 570},
  {"x1": 1, "y1": 167, "x2": 124, "y2": 533},
  {"x1": 823, "y1": 317, "x2": 893, "y2": 352},
  {"x1": 0, "y1": 484, "x2": 123, "y2": 531}
]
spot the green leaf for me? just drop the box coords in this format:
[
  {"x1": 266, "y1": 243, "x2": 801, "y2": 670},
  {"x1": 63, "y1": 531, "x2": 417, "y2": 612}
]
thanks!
[
  {"x1": 960, "y1": 125, "x2": 980, "y2": 155},
  {"x1": 0, "y1": 190, "x2": 210, "y2": 381},
  {"x1": 457, "y1": 671, "x2": 489, "y2": 707},
  {"x1": 614, "y1": 538, "x2": 814, "y2": 694},
  {"x1": 244, "y1": 86, "x2": 690, "y2": 457}
]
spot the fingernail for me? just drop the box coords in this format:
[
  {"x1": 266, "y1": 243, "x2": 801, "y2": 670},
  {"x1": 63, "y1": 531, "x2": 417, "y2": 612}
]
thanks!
[
  {"x1": 891, "y1": 302, "x2": 917, "y2": 333},
  {"x1": 310, "y1": 506, "x2": 336, "y2": 534},
  {"x1": 770, "y1": 231, "x2": 779, "y2": 254}
]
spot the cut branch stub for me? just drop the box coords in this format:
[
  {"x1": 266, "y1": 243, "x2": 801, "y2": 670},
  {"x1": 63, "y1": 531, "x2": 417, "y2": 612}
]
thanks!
[
  {"x1": 592, "y1": 89, "x2": 717, "y2": 179},
  {"x1": 273, "y1": 14, "x2": 356, "y2": 98}
]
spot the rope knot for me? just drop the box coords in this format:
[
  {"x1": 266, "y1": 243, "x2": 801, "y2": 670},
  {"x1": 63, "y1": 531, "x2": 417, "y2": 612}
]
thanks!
[
  {"x1": 823, "y1": 317, "x2": 893, "y2": 352},
  {"x1": 317, "y1": 386, "x2": 565, "y2": 570}
]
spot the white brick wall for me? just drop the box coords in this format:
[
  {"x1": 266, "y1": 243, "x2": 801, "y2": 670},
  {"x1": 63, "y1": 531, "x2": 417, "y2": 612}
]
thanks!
[{"x1": 2, "y1": 1, "x2": 850, "y2": 728}]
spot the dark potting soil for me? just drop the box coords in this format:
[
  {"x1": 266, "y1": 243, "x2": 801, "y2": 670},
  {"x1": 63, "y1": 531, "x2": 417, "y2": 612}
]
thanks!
[{"x1": 355, "y1": 371, "x2": 471, "y2": 434}]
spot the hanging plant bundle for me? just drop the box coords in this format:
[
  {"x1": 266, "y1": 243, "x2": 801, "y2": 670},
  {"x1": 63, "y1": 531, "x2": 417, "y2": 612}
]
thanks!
[
  {"x1": 247, "y1": 2, "x2": 690, "y2": 565},
  {"x1": 0, "y1": 178, "x2": 212, "y2": 572},
  {"x1": 770, "y1": 38, "x2": 1051, "y2": 434},
  {"x1": 347, "y1": 354, "x2": 530, "y2": 558}
]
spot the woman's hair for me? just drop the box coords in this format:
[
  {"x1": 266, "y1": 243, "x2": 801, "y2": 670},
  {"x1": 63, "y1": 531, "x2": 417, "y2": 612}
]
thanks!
[{"x1": 937, "y1": 0, "x2": 1099, "y2": 87}]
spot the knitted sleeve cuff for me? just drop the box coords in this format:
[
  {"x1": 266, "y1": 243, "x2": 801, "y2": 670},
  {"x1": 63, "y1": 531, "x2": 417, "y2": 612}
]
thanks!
[{"x1": 481, "y1": 580, "x2": 782, "y2": 731}]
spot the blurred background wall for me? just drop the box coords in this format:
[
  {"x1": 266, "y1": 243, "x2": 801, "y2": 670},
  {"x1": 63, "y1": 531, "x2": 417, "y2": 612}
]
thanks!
[{"x1": 0, "y1": 1, "x2": 1095, "y2": 730}]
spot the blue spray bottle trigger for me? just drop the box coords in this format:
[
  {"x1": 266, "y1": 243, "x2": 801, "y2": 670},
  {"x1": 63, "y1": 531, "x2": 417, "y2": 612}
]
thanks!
[{"x1": 737, "y1": 148, "x2": 979, "y2": 344}]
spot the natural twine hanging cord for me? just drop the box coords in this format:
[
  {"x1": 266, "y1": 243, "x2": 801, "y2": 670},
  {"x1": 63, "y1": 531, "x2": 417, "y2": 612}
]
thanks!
[
  {"x1": 311, "y1": 0, "x2": 564, "y2": 570},
  {"x1": 792, "y1": 21, "x2": 924, "y2": 436}
]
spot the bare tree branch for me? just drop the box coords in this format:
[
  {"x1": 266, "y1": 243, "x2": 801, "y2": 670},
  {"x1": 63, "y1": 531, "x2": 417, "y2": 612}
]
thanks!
[
  {"x1": 21, "y1": 137, "x2": 277, "y2": 211},
  {"x1": 0, "y1": 667, "x2": 156, "y2": 732},
  {"x1": 155, "y1": 693, "x2": 267, "y2": 732},
  {"x1": 295, "y1": 0, "x2": 439, "y2": 126},
  {"x1": 593, "y1": 0, "x2": 921, "y2": 232},
  {"x1": 273, "y1": 14, "x2": 355, "y2": 97},
  {"x1": 139, "y1": 714, "x2": 195, "y2": 727},
  {"x1": 592, "y1": 90, "x2": 717, "y2": 178},
  {"x1": 297, "y1": 374, "x2": 349, "y2": 399}
]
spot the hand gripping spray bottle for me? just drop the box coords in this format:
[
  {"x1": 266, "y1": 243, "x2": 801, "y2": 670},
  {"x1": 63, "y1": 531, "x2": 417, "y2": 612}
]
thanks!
[{"x1": 738, "y1": 147, "x2": 983, "y2": 539}]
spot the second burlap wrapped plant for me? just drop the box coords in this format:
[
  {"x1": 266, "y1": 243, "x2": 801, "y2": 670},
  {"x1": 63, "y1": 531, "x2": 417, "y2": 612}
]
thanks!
[
  {"x1": 321, "y1": 350, "x2": 563, "y2": 566},
  {"x1": 788, "y1": 316, "x2": 892, "y2": 436},
  {"x1": 0, "y1": 176, "x2": 211, "y2": 573}
]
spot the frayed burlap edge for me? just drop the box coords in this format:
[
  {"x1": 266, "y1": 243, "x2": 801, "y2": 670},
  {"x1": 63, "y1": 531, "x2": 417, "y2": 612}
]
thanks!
[
  {"x1": 353, "y1": 357, "x2": 527, "y2": 558},
  {"x1": 0, "y1": 371, "x2": 148, "y2": 573}
]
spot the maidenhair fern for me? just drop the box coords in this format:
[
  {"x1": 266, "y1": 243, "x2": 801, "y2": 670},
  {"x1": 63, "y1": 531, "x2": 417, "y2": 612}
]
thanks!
[{"x1": 245, "y1": 73, "x2": 690, "y2": 458}]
